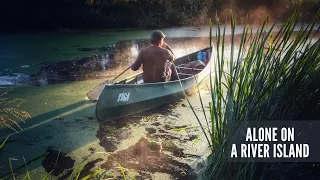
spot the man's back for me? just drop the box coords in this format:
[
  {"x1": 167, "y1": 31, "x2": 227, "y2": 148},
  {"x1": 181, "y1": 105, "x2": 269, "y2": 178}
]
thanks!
[{"x1": 131, "y1": 45, "x2": 175, "y2": 83}]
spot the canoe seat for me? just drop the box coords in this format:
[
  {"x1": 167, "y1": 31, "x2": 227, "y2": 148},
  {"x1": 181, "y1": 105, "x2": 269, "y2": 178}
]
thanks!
[
  {"x1": 177, "y1": 72, "x2": 196, "y2": 76},
  {"x1": 176, "y1": 67, "x2": 204, "y2": 71}
]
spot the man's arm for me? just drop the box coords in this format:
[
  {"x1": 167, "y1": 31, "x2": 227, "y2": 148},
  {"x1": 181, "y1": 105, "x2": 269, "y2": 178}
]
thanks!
[
  {"x1": 130, "y1": 51, "x2": 144, "y2": 71},
  {"x1": 166, "y1": 49, "x2": 175, "y2": 63},
  {"x1": 166, "y1": 49, "x2": 178, "y2": 81},
  {"x1": 162, "y1": 42, "x2": 174, "y2": 56}
]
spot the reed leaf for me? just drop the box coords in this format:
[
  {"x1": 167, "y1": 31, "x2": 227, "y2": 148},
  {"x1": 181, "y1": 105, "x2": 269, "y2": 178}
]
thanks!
[
  {"x1": 118, "y1": 163, "x2": 126, "y2": 180},
  {"x1": 196, "y1": 2, "x2": 320, "y2": 179},
  {"x1": 0, "y1": 135, "x2": 10, "y2": 149}
]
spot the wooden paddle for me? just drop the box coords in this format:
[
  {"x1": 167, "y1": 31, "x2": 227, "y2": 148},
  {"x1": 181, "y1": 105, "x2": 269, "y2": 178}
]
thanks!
[
  {"x1": 110, "y1": 67, "x2": 130, "y2": 83},
  {"x1": 86, "y1": 67, "x2": 130, "y2": 101}
]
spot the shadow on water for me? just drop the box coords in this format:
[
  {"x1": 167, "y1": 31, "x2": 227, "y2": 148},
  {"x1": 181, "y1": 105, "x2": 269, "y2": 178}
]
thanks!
[
  {"x1": 0, "y1": 100, "x2": 89, "y2": 138},
  {"x1": 0, "y1": 96, "x2": 199, "y2": 179},
  {"x1": 0, "y1": 100, "x2": 97, "y2": 176}
]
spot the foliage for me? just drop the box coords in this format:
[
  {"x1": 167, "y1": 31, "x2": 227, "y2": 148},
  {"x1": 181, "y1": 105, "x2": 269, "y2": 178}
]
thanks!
[{"x1": 1, "y1": 0, "x2": 319, "y2": 31}]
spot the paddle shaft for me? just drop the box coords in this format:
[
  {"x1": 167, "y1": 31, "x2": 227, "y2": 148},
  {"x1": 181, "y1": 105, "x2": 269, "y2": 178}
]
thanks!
[
  {"x1": 209, "y1": 18, "x2": 212, "y2": 47},
  {"x1": 111, "y1": 67, "x2": 130, "y2": 83},
  {"x1": 166, "y1": 45, "x2": 175, "y2": 56}
]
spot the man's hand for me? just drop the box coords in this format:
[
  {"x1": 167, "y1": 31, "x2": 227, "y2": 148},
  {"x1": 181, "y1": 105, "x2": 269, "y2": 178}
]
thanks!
[
  {"x1": 161, "y1": 41, "x2": 169, "y2": 49},
  {"x1": 162, "y1": 42, "x2": 173, "y2": 53},
  {"x1": 162, "y1": 41, "x2": 175, "y2": 60}
]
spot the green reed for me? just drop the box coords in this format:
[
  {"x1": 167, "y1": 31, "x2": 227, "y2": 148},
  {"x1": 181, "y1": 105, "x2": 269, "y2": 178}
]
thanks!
[{"x1": 188, "y1": 2, "x2": 320, "y2": 179}]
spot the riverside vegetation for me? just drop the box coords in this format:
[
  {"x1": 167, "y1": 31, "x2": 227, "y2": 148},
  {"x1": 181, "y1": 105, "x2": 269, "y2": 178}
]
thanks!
[
  {"x1": 192, "y1": 4, "x2": 320, "y2": 180},
  {"x1": 0, "y1": 90, "x2": 31, "y2": 132},
  {"x1": 1, "y1": 0, "x2": 319, "y2": 31}
]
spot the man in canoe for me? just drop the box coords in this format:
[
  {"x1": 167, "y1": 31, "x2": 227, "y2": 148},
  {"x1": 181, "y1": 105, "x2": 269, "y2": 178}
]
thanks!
[{"x1": 130, "y1": 30, "x2": 178, "y2": 83}]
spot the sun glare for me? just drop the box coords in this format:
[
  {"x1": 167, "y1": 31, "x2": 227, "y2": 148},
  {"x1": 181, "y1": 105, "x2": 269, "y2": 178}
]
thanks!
[{"x1": 131, "y1": 46, "x2": 138, "y2": 57}]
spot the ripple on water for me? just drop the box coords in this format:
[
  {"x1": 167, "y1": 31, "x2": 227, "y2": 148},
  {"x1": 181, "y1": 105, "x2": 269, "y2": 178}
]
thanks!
[{"x1": 0, "y1": 73, "x2": 30, "y2": 87}]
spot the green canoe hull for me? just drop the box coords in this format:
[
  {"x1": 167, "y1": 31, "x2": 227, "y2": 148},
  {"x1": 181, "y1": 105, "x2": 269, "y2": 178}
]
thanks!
[
  {"x1": 96, "y1": 92, "x2": 185, "y2": 120},
  {"x1": 95, "y1": 47, "x2": 212, "y2": 122}
]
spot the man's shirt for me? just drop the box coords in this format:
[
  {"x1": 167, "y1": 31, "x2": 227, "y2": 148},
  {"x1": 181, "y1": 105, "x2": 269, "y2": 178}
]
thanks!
[{"x1": 130, "y1": 45, "x2": 175, "y2": 83}]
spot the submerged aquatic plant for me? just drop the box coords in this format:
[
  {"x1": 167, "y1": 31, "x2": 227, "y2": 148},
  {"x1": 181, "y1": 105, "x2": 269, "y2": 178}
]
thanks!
[
  {"x1": 0, "y1": 90, "x2": 31, "y2": 132},
  {"x1": 188, "y1": 3, "x2": 320, "y2": 180}
]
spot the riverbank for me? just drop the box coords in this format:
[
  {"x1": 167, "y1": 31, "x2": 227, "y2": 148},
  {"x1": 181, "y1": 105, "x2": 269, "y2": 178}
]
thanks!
[{"x1": 1, "y1": 0, "x2": 319, "y2": 32}]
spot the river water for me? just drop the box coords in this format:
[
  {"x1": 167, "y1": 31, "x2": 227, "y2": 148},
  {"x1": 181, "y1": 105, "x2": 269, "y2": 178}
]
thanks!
[
  {"x1": 0, "y1": 24, "x2": 318, "y2": 179},
  {"x1": 0, "y1": 26, "x2": 220, "y2": 179},
  {"x1": 0, "y1": 26, "x2": 217, "y2": 133}
]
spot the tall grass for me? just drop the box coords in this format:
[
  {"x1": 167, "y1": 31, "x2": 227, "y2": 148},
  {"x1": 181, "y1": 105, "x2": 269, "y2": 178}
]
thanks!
[
  {"x1": 0, "y1": 90, "x2": 31, "y2": 132},
  {"x1": 194, "y1": 3, "x2": 320, "y2": 180}
]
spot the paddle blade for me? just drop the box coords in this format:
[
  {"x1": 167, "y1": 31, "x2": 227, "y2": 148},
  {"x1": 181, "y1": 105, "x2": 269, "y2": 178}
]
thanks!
[
  {"x1": 87, "y1": 67, "x2": 131, "y2": 101},
  {"x1": 86, "y1": 82, "x2": 107, "y2": 101}
]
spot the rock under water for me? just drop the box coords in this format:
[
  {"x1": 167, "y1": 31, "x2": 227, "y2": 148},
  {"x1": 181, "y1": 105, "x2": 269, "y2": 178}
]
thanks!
[
  {"x1": 42, "y1": 147, "x2": 75, "y2": 176},
  {"x1": 101, "y1": 137, "x2": 196, "y2": 179}
]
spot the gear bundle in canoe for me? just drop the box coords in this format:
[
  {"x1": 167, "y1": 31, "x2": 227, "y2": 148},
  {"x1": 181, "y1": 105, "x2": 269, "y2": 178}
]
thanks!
[{"x1": 91, "y1": 47, "x2": 213, "y2": 122}]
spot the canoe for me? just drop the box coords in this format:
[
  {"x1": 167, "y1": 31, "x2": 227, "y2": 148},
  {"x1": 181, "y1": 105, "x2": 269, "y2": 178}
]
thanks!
[{"x1": 95, "y1": 46, "x2": 213, "y2": 122}]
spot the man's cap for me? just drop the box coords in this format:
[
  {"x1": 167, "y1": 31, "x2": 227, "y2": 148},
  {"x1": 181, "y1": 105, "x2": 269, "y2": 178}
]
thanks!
[{"x1": 151, "y1": 30, "x2": 165, "y2": 41}]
